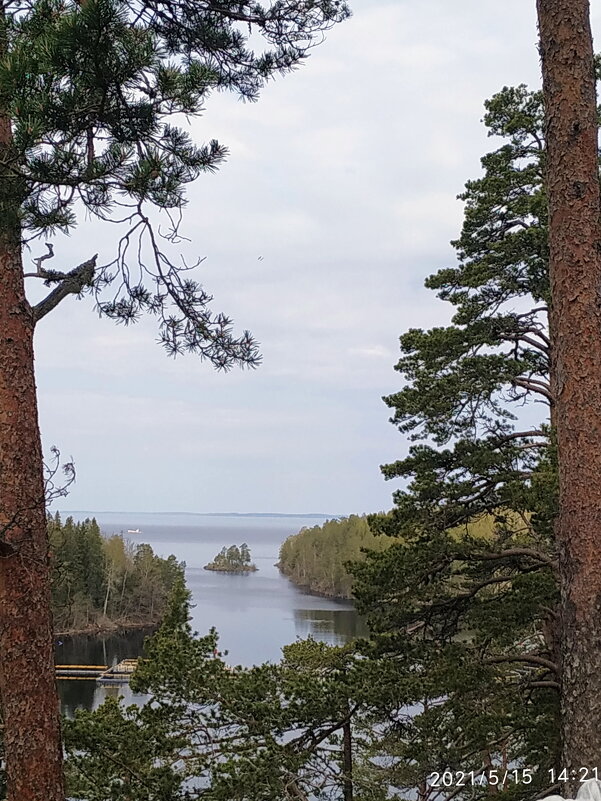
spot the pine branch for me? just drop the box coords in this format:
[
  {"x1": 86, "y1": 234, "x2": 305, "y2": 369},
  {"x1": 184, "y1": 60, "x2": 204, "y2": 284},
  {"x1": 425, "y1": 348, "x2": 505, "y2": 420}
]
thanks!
[
  {"x1": 512, "y1": 377, "x2": 553, "y2": 402},
  {"x1": 484, "y1": 654, "x2": 559, "y2": 674},
  {"x1": 32, "y1": 255, "x2": 97, "y2": 322},
  {"x1": 505, "y1": 332, "x2": 549, "y2": 354},
  {"x1": 468, "y1": 548, "x2": 558, "y2": 570}
]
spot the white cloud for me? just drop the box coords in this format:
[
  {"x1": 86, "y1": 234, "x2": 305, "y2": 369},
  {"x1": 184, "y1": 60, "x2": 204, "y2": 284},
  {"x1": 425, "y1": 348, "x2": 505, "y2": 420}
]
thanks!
[{"x1": 349, "y1": 345, "x2": 393, "y2": 360}]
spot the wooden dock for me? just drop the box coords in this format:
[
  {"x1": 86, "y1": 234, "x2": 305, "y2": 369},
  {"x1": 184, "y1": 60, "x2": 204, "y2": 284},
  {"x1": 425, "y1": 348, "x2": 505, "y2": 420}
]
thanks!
[{"x1": 56, "y1": 659, "x2": 138, "y2": 683}]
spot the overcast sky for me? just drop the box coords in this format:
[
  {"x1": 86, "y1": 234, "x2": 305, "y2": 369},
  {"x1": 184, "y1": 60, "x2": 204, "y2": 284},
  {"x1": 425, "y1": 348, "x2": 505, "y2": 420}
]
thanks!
[{"x1": 33, "y1": 0, "x2": 580, "y2": 515}]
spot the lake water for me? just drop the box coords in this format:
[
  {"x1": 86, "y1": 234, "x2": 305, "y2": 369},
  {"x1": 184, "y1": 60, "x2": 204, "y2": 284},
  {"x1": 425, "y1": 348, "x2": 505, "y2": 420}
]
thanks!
[{"x1": 56, "y1": 512, "x2": 367, "y2": 716}]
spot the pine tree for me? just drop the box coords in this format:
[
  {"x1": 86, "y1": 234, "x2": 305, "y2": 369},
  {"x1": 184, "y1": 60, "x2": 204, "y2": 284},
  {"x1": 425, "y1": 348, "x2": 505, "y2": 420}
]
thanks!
[
  {"x1": 352, "y1": 81, "x2": 561, "y2": 800},
  {"x1": 0, "y1": 2, "x2": 350, "y2": 798},
  {"x1": 535, "y1": 0, "x2": 601, "y2": 780},
  {"x1": 65, "y1": 582, "x2": 394, "y2": 801},
  {"x1": 240, "y1": 542, "x2": 251, "y2": 566}
]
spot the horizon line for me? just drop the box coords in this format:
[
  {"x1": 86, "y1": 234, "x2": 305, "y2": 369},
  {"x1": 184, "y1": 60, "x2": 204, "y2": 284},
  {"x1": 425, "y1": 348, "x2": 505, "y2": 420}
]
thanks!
[{"x1": 58, "y1": 509, "x2": 345, "y2": 519}]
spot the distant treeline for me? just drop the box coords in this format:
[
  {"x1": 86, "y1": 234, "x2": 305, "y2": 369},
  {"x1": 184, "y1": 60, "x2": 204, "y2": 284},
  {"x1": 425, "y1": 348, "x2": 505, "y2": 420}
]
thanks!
[
  {"x1": 49, "y1": 514, "x2": 184, "y2": 633},
  {"x1": 278, "y1": 515, "x2": 391, "y2": 599}
]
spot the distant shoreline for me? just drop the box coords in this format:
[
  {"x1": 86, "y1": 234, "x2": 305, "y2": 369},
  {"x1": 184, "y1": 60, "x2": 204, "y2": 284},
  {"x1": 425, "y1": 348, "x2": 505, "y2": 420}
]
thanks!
[
  {"x1": 56, "y1": 619, "x2": 159, "y2": 639},
  {"x1": 60, "y1": 510, "x2": 342, "y2": 520}
]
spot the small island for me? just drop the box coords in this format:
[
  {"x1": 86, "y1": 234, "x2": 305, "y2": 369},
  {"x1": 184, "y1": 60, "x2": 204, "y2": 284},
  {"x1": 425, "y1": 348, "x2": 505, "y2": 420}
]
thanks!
[{"x1": 204, "y1": 543, "x2": 258, "y2": 573}]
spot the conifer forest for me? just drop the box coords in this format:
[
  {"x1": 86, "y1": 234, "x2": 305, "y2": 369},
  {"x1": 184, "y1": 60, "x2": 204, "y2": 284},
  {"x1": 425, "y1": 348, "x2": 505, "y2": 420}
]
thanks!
[{"x1": 48, "y1": 515, "x2": 184, "y2": 633}]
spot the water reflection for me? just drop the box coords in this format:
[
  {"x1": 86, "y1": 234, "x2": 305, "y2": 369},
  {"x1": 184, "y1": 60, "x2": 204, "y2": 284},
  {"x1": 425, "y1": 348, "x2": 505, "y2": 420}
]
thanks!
[
  {"x1": 293, "y1": 608, "x2": 369, "y2": 642},
  {"x1": 56, "y1": 630, "x2": 151, "y2": 717},
  {"x1": 55, "y1": 629, "x2": 149, "y2": 667},
  {"x1": 58, "y1": 607, "x2": 370, "y2": 716}
]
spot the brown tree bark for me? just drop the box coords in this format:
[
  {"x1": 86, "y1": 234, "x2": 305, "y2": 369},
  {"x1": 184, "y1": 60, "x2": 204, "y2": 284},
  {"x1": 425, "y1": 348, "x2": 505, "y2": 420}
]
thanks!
[
  {"x1": 342, "y1": 716, "x2": 353, "y2": 801},
  {"x1": 0, "y1": 119, "x2": 65, "y2": 801},
  {"x1": 537, "y1": 0, "x2": 601, "y2": 781}
]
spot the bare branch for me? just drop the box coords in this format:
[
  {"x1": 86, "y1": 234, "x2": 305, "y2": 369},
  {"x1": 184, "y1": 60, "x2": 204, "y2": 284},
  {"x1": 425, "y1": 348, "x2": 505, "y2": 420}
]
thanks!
[
  {"x1": 505, "y1": 332, "x2": 550, "y2": 354},
  {"x1": 23, "y1": 243, "x2": 55, "y2": 278},
  {"x1": 44, "y1": 446, "x2": 75, "y2": 506},
  {"x1": 512, "y1": 377, "x2": 553, "y2": 402},
  {"x1": 33, "y1": 255, "x2": 97, "y2": 322},
  {"x1": 526, "y1": 680, "x2": 560, "y2": 691},
  {"x1": 494, "y1": 430, "x2": 548, "y2": 444}
]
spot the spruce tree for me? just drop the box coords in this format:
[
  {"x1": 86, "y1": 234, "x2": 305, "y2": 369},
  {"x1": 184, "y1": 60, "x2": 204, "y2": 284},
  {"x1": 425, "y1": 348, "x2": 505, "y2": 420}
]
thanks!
[{"x1": 0, "y1": 1, "x2": 350, "y2": 799}]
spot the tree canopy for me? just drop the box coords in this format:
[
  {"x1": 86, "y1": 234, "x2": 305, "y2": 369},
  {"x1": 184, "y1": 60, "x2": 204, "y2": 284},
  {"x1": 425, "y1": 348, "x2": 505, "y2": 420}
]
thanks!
[{"x1": 0, "y1": 3, "x2": 351, "y2": 797}]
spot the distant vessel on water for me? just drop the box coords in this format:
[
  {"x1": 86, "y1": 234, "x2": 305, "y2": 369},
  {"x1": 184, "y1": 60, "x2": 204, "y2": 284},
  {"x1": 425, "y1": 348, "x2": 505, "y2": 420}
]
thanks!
[{"x1": 126, "y1": 528, "x2": 141, "y2": 534}]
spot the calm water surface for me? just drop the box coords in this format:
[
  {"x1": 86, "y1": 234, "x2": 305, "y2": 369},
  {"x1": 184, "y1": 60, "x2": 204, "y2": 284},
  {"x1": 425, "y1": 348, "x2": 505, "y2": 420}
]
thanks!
[{"x1": 56, "y1": 512, "x2": 367, "y2": 715}]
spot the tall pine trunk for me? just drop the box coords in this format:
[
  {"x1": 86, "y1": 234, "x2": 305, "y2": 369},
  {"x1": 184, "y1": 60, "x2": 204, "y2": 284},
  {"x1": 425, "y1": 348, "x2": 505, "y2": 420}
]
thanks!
[
  {"x1": 342, "y1": 716, "x2": 353, "y2": 801},
  {"x1": 537, "y1": 0, "x2": 601, "y2": 779},
  {"x1": 0, "y1": 111, "x2": 65, "y2": 798}
]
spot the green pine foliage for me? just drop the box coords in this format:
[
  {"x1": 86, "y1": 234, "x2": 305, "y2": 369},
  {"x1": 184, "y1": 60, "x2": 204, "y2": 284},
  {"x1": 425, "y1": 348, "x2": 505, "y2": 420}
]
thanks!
[
  {"x1": 1, "y1": 0, "x2": 350, "y2": 364},
  {"x1": 351, "y1": 81, "x2": 561, "y2": 801},
  {"x1": 64, "y1": 578, "x2": 400, "y2": 801},
  {"x1": 48, "y1": 513, "x2": 184, "y2": 632},
  {"x1": 278, "y1": 515, "x2": 392, "y2": 599},
  {"x1": 378, "y1": 81, "x2": 551, "y2": 537}
]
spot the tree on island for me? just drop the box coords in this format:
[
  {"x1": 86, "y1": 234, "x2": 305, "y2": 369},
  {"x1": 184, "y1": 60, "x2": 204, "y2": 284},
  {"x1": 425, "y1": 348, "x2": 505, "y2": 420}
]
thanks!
[
  {"x1": 205, "y1": 542, "x2": 257, "y2": 572},
  {"x1": 0, "y1": 1, "x2": 350, "y2": 798}
]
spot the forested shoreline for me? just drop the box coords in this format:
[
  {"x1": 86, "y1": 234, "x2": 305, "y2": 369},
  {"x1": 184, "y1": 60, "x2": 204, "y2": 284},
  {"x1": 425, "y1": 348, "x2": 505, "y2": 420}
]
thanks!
[
  {"x1": 278, "y1": 515, "x2": 392, "y2": 599},
  {"x1": 49, "y1": 515, "x2": 184, "y2": 635}
]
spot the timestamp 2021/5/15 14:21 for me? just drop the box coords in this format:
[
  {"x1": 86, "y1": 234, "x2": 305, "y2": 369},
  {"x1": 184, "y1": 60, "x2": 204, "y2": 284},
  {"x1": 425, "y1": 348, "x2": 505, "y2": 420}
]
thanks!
[{"x1": 429, "y1": 768, "x2": 601, "y2": 788}]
